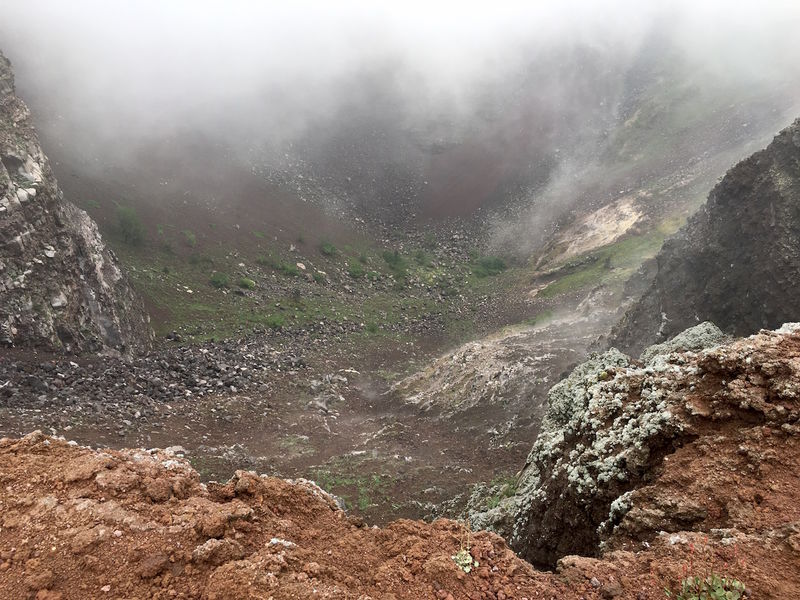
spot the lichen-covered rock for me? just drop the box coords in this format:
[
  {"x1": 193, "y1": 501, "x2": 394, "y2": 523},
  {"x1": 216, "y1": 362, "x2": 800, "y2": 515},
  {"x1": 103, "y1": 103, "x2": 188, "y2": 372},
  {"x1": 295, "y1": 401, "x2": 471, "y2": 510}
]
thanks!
[
  {"x1": 472, "y1": 323, "x2": 800, "y2": 568},
  {"x1": 0, "y1": 51, "x2": 151, "y2": 353},
  {"x1": 608, "y1": 118, "x2": 800, "y2": 357},
  {"x1": 639, "y1": 321, "x2": 729, "y2": 365}
]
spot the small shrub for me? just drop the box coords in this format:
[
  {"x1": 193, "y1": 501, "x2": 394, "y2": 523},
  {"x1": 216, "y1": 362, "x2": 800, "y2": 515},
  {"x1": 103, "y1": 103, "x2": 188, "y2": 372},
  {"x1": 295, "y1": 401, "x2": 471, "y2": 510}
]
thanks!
[
  {"x1": 665, "y1": 574, "x2": 746, "y2": 600},
  {"x1": 312, "y1": 272, "x2": 326, "y2": 284},
  {"x1": 365, "y1": 321, "x2": 379, "y2": 333},
  {"x1": 320, "y1": 241, "x2": 337, "y2": 257},
  {"x1": 347, "y1": 259, "x2": 365, "y2": 279},
  {"x1": 182, "y1": 230, "x2": 197, "y2": 247},
  {"x1": 265, "y1": 313, "x2": 285, "y2": 330},
  {"x1": 665, "y1": 539, "x2": 747, "y2": 600},
  {"x1": 414, "y1": 249, "x2": 433, "y2": 267},
  {"x1": 381, "y1": 249, "x2": 407, "y2": 277},
  {"x1": 209, "y1": 272, "x2": 229, "y2": 289},
  {"x1": 277, "y1": 262, "x2": 300, "y2": 277},
  {"x1": 188, "y1": 253, "x2": 213, "y2": 266},
  {"x1": 116, "y1": 206, "x2": 145, "y2": 245},
  {"x1": 255, "y1": 254, "x2": 277, "y2": 268},
  {"x1": 238, "y1": 277, "x2": 256, "y2": 290},
  {"x1": 472, "y1": 255, "x2": 507, "y2": 278}
]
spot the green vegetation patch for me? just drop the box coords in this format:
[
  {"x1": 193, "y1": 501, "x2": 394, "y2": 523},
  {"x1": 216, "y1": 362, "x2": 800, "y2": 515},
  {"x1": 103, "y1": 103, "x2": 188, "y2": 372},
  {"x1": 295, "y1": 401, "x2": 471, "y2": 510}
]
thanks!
[
  {"x1": 312, "y1": 465, "x2": 392, "y2": 512},
  {"x1": 471, "y1": 255, "x2": 507, "y2": 278},
  {"x1": 116, "y1": 206, "x2": 145, "y2": 246},
  {"x1": 347, "y1": 259, "x2": 366, "y2": 279},
  {"x1": 538, "y1": 232, "x2": 667, "y2": 298},
  {"x1": 182, "y1": 230, "x2": 197, "y2": 248},
  {"x1": 319, "y1": 241, "x2": 338, "y2": 257},
  {"x1": 209, "y1": 272, "x2": 230, "y2": 289}
]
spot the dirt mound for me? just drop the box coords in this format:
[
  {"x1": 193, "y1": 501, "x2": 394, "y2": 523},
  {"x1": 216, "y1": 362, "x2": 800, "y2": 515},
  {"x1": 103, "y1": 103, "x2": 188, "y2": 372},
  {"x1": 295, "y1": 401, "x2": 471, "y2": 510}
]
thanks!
[{"x1": 0, "y1": 432, "x2": 582, "y2": 599}]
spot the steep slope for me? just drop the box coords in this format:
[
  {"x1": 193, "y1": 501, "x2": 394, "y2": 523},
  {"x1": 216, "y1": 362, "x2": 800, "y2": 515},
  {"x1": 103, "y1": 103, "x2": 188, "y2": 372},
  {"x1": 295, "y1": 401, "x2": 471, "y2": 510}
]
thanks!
[
  {"x1": 0, "y1": 52, "x2": 151, "y2": 354},
  {"x1": 608, "y1": 119, "x2": 800, "y2": 357}
]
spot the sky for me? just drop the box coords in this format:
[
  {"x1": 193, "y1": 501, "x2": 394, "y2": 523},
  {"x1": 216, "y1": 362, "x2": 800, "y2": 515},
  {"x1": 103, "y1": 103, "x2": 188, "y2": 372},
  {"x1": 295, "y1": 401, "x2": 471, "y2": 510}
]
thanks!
[
  {"x1": 2, "y1": 0, "x2": 797, "y2": 142},
  {"x1": 1, "y1": 0, "x2": 799, "y2": 244}
]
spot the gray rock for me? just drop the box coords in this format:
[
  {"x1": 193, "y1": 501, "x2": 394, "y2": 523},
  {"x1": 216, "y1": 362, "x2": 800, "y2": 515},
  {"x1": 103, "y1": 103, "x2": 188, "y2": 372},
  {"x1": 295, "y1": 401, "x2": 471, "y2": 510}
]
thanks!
[
  {"x1": 640, "y1": 321, "x2": 729, "y2": 365},
  {"x1": 50, "y1": 292, "x2": 68, "y2": 308}
]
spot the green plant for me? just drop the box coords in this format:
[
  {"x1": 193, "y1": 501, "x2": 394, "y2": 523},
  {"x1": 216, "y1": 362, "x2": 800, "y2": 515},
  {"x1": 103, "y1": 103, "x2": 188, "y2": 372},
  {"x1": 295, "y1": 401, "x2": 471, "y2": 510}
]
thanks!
[
  {"x1": 347, "y1": 259, "x2": 366, "y2": 279},
  {"x1": 188, "y1": 253, "x2": 213, "y2": 266},
  {"x1": 485, "y1": 474, "x2": 518, "y2": 509},
  {"x1": 414, "y1": 249, "x2": 433, "y2": 267},
  {"x1": 382, "y1": 249, "x2": 407, "y2": 277},
  {"x1": 665, "y1": 539, "x2": 747, "y2": 600},
  {"x1": 116, "y1": 206, "x2": 145, "y2": 245},
  {"x1": 472, "y1": 255, "x2": 507, "y2": 278},
  {"x1": 451, "y1": 520, "x2": 479, "y2": 573},
  {"x1": 320, "y1": 241, "x2": 337, "y2": 257},
  {"x1": 265, "y1": 313, "x2": 285, "y2": 330},
  {"x1": 276, "y1": 262, "x2": 300, "y2": 277},
  {"x1": 182, "y1": 230, "x2": 197, "y2": 247},
  {"x1": 209, "y1": 272, "x2": 229, "y2": 289},
  {"x1": 665, "y1": 574, "x2": 746, "y2": 600},
  {"x1": 365, "y1": 321, "x2": 379, "y2": 334},
  {"x1": 312, "y1": 272, "x2": 326, "y2": 284},
  {"x1": 238, "y1": 277, "x2": 256, "y2": 290}
]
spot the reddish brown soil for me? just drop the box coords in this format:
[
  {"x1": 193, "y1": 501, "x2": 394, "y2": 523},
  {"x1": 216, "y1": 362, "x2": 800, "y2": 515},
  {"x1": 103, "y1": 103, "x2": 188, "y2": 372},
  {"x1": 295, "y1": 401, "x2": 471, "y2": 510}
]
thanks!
[
  {"x1": 0, "y1": 433, "x2": 581, "y2": 600},
  {"x1": 3, "y1": 411, "x2": 799, "y2": 600}
]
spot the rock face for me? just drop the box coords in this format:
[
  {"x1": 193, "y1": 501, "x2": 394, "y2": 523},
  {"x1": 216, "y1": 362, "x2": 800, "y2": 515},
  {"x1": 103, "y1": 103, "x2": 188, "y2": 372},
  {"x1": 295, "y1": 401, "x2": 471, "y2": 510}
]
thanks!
[
  {"x1": 471, "y1": 323, "x2": 800, "y2": 591},
  {"x1": 608, "y1": 119, "x2": 800, "y2": 357},
  {"x1": 0, "y1": 51, "x2": 151, "y2": 353}
]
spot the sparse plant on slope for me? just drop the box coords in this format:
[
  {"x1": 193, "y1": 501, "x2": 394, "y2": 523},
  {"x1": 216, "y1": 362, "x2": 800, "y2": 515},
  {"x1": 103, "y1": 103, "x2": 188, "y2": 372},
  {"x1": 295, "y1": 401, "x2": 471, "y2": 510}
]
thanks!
[
  {"x1": 182, "y1": 229, "x2": 197, "y2": 247},
  {"x1": 381, "y1": 249, "x2": 407, "y2": 278},
  {"x1": 116, "y1": 205, "x2": 145, "y2": 245},
  {"x1": 237, "y1": 277, "x2": 256, "y2": 290},
  {"x1": 347, "y1": 259, "x2": 365, "y2": 279},
  {"x1": 665, "y1": 540, "x2": 747, "y2": 600},
  {"x1": 471, "y1": 255, "x2": 507, "y2": 278},
  {"x1": 319, "y1": 241, "x2": 337, "y2": 257},
  {"x1": 452, "y1": 519, "x2": 479, "y2": 574},
  {"x1": 209, "y1": 272, "x2": 229, "y2": 289},
  {"x1": 666, "y1": 574, "x2": 746, "y2": 600}
]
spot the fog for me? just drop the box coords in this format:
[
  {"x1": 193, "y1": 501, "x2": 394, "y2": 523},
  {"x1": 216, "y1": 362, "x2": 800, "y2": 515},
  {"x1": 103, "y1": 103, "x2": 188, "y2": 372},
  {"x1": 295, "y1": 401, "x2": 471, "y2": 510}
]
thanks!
[{"x1": 1, "y1": 0, "x2": 800, "y2": 244}]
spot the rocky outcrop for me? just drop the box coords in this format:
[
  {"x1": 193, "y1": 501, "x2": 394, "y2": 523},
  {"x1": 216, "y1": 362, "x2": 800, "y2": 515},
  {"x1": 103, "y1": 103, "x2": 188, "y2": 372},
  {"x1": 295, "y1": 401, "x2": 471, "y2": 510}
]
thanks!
[
  {"x1": 0, "y1": 51, "x2": 151, "y2": 354},
  {"x1": 471, "y1": 322, "x2": 800, "y2": 588},
  {"x1": 607, "y1": 118, "x2": 800, "y2": 357}
]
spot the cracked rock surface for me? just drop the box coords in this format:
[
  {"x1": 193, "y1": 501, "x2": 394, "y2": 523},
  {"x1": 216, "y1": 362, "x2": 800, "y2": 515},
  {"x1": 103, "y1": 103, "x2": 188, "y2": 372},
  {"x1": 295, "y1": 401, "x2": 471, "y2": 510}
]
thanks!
[{"x1": 0, "y1": 51, "x2": 151, "y2": 354}]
